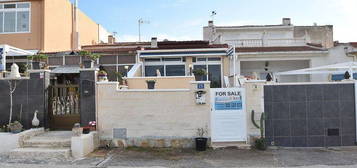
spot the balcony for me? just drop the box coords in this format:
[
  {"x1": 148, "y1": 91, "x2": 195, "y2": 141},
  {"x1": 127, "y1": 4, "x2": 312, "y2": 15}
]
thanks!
[{"x1": 224, "y1": 38, "x2": 306, "y2": 47}]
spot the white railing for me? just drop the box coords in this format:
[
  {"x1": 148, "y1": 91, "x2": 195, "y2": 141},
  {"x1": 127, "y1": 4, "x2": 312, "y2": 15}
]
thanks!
[{"x1": 225, "y1": 38, "x2": 306, "y2": 47}]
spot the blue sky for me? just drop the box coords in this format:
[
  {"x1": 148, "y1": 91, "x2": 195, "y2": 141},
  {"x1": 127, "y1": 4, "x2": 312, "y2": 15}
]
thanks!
[{"x1": 77, "y1": 0, "x2": 357, "y2": 42}]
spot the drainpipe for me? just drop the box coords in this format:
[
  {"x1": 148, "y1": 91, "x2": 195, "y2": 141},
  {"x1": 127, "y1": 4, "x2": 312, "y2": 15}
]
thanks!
[{"x1": 72, "y1": 0, "x2": 79, "y2": 50}]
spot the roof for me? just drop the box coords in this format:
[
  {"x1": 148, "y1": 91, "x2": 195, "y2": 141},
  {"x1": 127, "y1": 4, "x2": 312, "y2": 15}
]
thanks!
[
  {"x1": 144, "y1": 41, "x2": 228, "y2": 50},
  {"x1": 235, "y1": 46, "x2": 326, "y2": 53},
  {"x1": 278, "y1": 62, "x2": 357, "y2": 75},
  {"x1": 350, "y1": 42, "x2": 357, "y2": 48},
  {"x1": 51, "y1": 65, "x2": 81, "y2": 74}
]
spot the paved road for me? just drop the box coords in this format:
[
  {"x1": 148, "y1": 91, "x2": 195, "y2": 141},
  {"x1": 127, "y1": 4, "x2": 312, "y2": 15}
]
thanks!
[{"x1": 2, "y1": 147, "x2": 357, "y2": 167}]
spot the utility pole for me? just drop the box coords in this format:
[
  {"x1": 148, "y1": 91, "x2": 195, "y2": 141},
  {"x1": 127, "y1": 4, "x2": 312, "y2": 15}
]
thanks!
[{"x1": 138, "y1": 18, "x2": 150, "y2": 42}]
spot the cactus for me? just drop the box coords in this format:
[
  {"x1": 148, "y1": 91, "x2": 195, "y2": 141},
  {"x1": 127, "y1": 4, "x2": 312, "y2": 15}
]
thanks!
[{"x1": 251, "y1": 110, "x2": 265, "y2": 138}]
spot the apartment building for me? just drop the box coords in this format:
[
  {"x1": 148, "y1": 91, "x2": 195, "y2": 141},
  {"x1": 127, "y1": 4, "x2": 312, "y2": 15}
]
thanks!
[{"x1": 0, "y1": 0, "x2": 111, "y2": 52}]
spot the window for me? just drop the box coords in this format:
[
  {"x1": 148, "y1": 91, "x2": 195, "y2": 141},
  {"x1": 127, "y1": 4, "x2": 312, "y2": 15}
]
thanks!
[
  {"x1": 0, "y1": 2, "x2": 30, "y2": 33},
  {"x1": 143, "y1": 57, "x2": 185, "y2": 77},
  {"x1": 166, "y1": 65, "x2": 185, "y2": 76},
  {"x1": 193, "y1": 56, "x2": 222, "y2": 88},
  {"x1": 145, "y1": 65, "x2": 164, "y2": 76}
]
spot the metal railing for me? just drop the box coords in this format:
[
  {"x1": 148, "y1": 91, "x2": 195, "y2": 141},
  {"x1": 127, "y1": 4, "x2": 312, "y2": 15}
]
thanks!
[{"x1": 225, "y1": 38, "x2": 306, "y2": 47}]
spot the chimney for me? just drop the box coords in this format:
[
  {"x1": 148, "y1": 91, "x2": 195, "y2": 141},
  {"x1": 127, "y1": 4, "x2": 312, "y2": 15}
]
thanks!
[
  {"x1": 208, "y1": 20, "x2": 214, "y2": 27},
  {"x1": 282, "y1": 18, "x2": 291, "y2": 26},
  {"x1": 108, "y1": 35, "x2": 115, "y2": 44},
  {"x1": 151, "y1": 37, "x2": 158, "y2": 48}
]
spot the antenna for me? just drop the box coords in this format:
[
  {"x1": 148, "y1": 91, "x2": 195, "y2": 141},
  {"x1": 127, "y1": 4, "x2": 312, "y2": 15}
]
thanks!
[
  {"x1": 210, "y1": 11, "x2": 217, "y2": 21},
  {"x1": 138, "y1": 18, "x2": 150, "y2": 42}
]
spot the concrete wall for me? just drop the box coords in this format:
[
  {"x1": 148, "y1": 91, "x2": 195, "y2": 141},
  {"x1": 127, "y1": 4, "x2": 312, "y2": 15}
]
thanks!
[
  {"x1": 294, "y1": 26, "x2": 334, "y2": 48},
  {"x1": 125, "y1": 76, "x2": 195, "y2": 89},
  {"x1": 77, "y1": 10, "x2": 99, "y2": 47},
  {"x1": 245, "y1": 81, "x2": 265, "y2": 143},
  {"x1": 96, "y1": 81, "x2": 211, "y2": 148}
]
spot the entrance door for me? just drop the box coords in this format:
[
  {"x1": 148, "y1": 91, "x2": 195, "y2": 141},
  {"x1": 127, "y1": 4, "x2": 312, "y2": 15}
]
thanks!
[
  {"x1": 49, "y1": 84, "x2": 80, "y2": 130},
  {"x1": 210, "y1": 88, "x2": 247, "y2": 142}
]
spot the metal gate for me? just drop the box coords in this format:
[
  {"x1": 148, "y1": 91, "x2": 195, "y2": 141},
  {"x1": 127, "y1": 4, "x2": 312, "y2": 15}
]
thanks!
[
  {"x1": 49, "y1": 84, "x2": 80, "y2": 130},
  {"x1": 210, "y1": 88, "x2": 247, "y2": 142}
]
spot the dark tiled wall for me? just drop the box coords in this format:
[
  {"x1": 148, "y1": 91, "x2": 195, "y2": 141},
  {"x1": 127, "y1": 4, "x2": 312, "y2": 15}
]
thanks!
[
  {"x1": 79, "y1": 70, "x2": 96, "y2": 126},
  {"x1": 264, "y1": 83, "x2": 356, "y2": 147},
  {"x1": 0, "y1": 72, "x2": 49, "y2": 129}
]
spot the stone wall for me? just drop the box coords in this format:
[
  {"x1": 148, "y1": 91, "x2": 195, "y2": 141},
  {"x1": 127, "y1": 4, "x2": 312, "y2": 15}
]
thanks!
[{"x1": 96, "y1": 81, "x2": 211, "y2": 148}]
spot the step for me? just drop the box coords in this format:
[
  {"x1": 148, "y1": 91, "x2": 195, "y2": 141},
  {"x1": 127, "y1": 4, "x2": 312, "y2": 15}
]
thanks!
[
  {"x1": 9, "y1": 147, "x2": 71, "y2": 160},
  {"x1": 23, "y1": 138, "x2": 71, "y2": 148},
  {"x1": 212, "y1": 141, "x2": 251, "y2": 150}
]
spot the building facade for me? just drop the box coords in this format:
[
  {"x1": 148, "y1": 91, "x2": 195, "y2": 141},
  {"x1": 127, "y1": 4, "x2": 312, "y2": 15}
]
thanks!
[
  {"x1": 203, "y1": 18, "x2": 342, "y2": 82},
  {"x1": 0, "y1": 0, "x2": 111, "y2": 52}
]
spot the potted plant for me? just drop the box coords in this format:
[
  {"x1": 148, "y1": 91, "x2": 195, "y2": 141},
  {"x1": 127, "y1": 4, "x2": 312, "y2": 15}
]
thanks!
[
  {"x1": 98, "y1": 70, "x2": 108, "y2": 82},
  {"x1": 27, "y1": 54, "x2": 48, "y2": 70},
  {"x1": 82, "y1": 126, "x2": 91, "y2": 134},
  {"x1": 79, "y1": 51, "x2": 101, "y2": 68},
  {"x1": 195, "y1": 127, "x2": 208, "y2": 151},
  {"x1": 89, "y1": 121, "x2": 96, "y2": 131},
  {"x1": 0, "y1": 125, "x2": 7, "y2": 132},
  {"x1": 115, "y1": 71, "x2": 124, "y2": 85},
  {"x1": 8, "y1": 121, "x2": 23, "y2": 134},
  {"x1": 251, "y1": 110, "x2": 267, "y2": 150},
  {"x1": 193, "y1": 69, "x2": 207, "y2": 81},
  {"x1": 146, "y1": 79, "x2": 156, "y2": 89}
]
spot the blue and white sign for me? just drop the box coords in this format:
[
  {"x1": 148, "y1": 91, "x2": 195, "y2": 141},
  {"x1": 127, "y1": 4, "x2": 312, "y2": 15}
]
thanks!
[
  {"x1": 214, "y1": 91, "x2": 242, "y2": 110},
  {"x1": 0, "y1": 48, "x2": 4, "y2": 72},
  {"x1": 197, "y1": 83, "x2": 205, "y2": 89}
]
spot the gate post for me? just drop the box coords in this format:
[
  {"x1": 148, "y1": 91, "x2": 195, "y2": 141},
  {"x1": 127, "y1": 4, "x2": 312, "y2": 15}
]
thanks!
[{"x1": 79, "y1": 68, "x2": 98, "y2": 127}]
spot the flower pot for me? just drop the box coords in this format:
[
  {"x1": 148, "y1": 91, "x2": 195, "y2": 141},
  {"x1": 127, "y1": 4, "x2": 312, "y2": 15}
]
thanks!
[
  {"x1": 254, "y1": 138, "x2": 267, "y2": 150},
  {"x1": 98, "y1": 75, "x2": 108, "y2": 82},
  {"x1": 83, "y1": 60, "x2": 94, "y2": 68},
  {"x1": 147, "y1": 81, "x2": 156, "y2": 89},
  {"x1": 195, "y1": 137, "x2": 208, "y2": 151},
  {"x1": 194, "y1": 75, "x2": 204, "y2": 81},
  {"x1": 32, "y1": 61, "x2": 41, "y2": 70},
  {"x1": 82, "y1": 127, "x2": 90, "y2": 134}
]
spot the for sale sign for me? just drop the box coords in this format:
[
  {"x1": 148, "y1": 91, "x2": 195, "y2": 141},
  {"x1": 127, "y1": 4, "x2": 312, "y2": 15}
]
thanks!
[
  {"x1": 0, "y1": 48, "x2": 4, "y2": 72},
  {"x1": 214, "y1": 90, "x2": 243, "y2": 110}
]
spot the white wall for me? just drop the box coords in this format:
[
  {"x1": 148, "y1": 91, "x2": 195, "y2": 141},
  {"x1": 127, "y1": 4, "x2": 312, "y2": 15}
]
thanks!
[
  {"x1": 98, "y1": 24, "x2": 112, "y2": 43},
  {"x1": 240, "y1": 60, "x2": 310, "y2": 82},
  {"x1": 96, "y1": 82, "x2": 211, "y2": 147}
]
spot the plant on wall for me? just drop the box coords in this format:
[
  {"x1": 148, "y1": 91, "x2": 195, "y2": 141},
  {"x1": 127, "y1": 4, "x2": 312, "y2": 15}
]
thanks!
[
  {"x1": 27, "y1": 54, "x2": 48, "y2": 62},
  {"x1": 251, "y1": 110, "x2": 266, "y2": 150},
  {"x1": 193, "y1": 69, "x2": 207, "y2": 81},
  {"x1": 79, "y1": 51, "x2": 101, "y2": 61}
]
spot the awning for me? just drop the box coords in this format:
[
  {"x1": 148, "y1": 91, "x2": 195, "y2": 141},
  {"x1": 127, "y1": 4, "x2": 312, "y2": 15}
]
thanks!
[
  {"x1": 0, "y1": 44, "x2": 36, "y2": 56},
  {"x1": 51, "y1": 65, "x2": 81, "y2": 74},
  {"x1": 277, "y1": 62, "x2": 357, "y2": 75}
]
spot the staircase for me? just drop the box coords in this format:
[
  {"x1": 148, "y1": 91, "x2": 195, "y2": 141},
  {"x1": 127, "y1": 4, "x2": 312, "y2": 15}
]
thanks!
[
  {"x1": 10, "y1": 131, "x2": 72, "y2": 160},
  {"x1": 212, "y1": 141, "x2": 251, "y2": 149}
]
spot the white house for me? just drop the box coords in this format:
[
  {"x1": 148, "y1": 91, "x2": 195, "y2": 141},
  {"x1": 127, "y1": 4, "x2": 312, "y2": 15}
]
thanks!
[{"x1": 203, "y1": 18, "x2": 356, "y2": 82}]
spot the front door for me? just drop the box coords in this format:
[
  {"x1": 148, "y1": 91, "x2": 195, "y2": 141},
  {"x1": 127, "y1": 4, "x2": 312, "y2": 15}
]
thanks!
[
  {"x1": 210, "y1": 88, "x2": 247, "y2": 142},
  {"x1": 49, "y1": 84, "x2": 80, "y2": 130}
]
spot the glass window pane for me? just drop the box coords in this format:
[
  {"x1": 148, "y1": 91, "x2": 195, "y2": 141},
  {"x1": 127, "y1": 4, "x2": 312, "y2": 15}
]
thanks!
[
  {"x1": 17, "y1": 11, "x2": 29, "y2": 32},
  {"x1": 17, "y1": 3, "x2": 30, "y2": 8},
  {"x1": 166, "y1": 65, "x2": 185, "y2": 76},
  {"x1": 193, "y1": 65, "x2": 207, "y2": 81},
  {"x1": 4, "y1": 4, "x2": 16, "y2": 9},
  {"x1": 4, "y1": 12, "x2": 16, "y2": 32},
  {"x1": 0, "y1": 13, "x2": 3, "y2": 33},
  {"x1": 145, "y1": 65, "x2": 164, "y2": 77},
  {"x1": 208, "y1": 65, "x2": 222, "y2": 88},
  {"x1": 0, "y1": 4, "x2": 3, "y2": 9},
  {"x1": 208, "y1": 57, "x2": 221, "y2": 61},
  {"x1": 197, "y1": 58, "x2": 206, "y2": 61}
]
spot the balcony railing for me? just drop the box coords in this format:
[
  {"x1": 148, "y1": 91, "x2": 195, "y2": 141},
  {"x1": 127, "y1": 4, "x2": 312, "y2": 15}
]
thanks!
[{"x1": 225, "y1": 38, "x2": 306, "y2": 47}]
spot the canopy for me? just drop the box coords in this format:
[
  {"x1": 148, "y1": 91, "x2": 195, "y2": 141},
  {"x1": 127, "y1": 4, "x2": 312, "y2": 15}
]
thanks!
[
  {"x1": 0, "y1": 44, "x2": 36, "y2": 56},
  {"x1": 277, "y1": 62, "x2": 357, "y2": 76}
]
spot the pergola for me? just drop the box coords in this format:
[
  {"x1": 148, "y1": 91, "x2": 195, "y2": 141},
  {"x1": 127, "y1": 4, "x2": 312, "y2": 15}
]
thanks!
[{"x1": 0, "y1": 44, "x2": 36, "y2": 72}]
